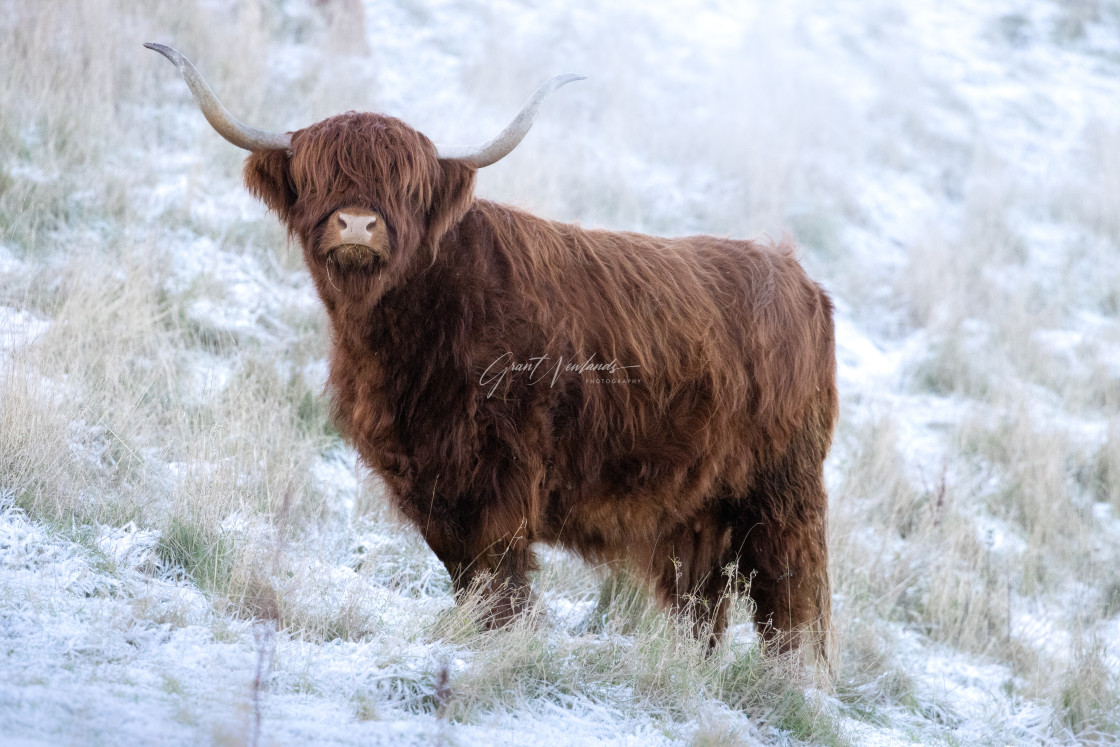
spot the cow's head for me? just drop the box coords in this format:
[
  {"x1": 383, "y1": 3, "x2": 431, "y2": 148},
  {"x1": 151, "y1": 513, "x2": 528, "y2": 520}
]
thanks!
[{"x1": 145, "y1": 44, "x2": 582, "y2": 298}]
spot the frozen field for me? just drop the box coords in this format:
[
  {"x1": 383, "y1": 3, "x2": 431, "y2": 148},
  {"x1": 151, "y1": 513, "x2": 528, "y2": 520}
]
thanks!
[{"x1": 2, "y1": 1, "x2": 1119, "y2": 744}]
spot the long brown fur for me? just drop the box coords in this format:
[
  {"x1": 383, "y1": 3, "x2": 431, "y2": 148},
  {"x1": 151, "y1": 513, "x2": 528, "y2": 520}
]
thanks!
[{"x1": 243, "y1": 111, "x2": 838, "y2": 659}]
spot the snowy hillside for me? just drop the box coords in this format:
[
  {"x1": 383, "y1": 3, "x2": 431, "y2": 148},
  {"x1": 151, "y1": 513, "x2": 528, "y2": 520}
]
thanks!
[{"x1": 2, "y1": 0, "x2": 1119, "y2": 744}]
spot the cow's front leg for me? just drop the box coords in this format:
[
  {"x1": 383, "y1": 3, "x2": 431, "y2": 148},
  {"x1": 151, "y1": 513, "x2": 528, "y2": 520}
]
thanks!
[{"x1": 419, "y1": 503, "x2": 538, "y2": 630}]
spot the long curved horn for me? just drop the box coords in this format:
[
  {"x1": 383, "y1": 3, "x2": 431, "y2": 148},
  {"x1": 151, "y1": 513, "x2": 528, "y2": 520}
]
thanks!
[
  {"x1": 436, "y1": 73, "x2": 586, "y2": 168},
  {"x1": 145, "y1": 43, "x2": 292, "y2": 152}
]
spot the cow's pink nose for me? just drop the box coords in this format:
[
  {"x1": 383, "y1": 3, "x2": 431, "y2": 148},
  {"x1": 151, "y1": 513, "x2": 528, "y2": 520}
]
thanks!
[{"x1": 335, "y1": 211, "x2": 378, "y2": 243}]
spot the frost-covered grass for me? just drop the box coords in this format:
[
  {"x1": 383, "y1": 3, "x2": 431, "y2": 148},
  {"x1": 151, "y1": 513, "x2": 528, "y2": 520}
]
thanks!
[{"x1": 3, "y1": 0, "x2": 1120, "y2": 744}]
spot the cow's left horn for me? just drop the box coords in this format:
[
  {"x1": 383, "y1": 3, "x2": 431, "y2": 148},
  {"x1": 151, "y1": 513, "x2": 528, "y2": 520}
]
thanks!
[
  {"x1": 145, "y1": 43, "x2": 292, "y2": 152},
  {"x1": 435, "y1": 73, "x2": 586, "y2": 168}
]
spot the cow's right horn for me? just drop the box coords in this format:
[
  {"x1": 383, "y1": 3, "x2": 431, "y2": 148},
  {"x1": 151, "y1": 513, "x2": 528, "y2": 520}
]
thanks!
[
  {"x1": 145, "y1": 43, "x2": 292, "y2": 152},
  {"x1": 435, "y1": 73, "x2": 586, "y2": 169}
]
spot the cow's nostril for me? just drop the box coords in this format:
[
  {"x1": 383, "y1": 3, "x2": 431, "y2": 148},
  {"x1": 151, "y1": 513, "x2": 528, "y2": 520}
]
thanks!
[
  {"x1": 366, "y1": 220, "x2": 376, "y2": 232},
  {"x1": 337, "y1": 215, "x2": 347, "y2": 229}
]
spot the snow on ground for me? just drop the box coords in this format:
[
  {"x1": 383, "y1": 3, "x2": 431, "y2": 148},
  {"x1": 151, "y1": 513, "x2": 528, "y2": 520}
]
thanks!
[
  {"x1": 0, "y1": 306, "x2": 49, "y2": 356},
  {"x1": 0, "y1": 494, "x2": 702, "y2": 745}
]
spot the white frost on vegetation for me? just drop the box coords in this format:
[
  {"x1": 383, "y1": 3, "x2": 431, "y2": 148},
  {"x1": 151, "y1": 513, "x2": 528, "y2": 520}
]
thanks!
[{"x1": 0, "y1": 306, "x2": 50, "y2": 354}]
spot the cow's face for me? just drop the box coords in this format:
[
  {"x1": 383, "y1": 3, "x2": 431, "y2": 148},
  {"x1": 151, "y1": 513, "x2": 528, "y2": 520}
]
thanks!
[
  {"x1": 243, "y1": 112, "x2": 475, "y2": 296},
  {"x1": 144, "y1": 43, "x2": 573, "y2": 297}
]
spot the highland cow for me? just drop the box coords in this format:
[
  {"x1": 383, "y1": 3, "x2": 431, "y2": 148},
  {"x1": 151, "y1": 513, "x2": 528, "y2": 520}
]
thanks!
[{"x1": 148, "y1": 44, "x2": 838, "y2": 659}]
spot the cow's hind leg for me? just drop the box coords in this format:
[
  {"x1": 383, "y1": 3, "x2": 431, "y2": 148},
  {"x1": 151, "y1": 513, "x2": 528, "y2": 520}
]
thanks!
[
  {"x1": 649, "y1": 507, "x2": 734, "y2": 646},
  {"x1": 731, "y1": 450, "x2": 831, "y2": 662}
]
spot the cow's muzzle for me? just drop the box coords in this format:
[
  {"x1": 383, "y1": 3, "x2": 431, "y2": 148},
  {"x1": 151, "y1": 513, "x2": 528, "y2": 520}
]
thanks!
[{"x1": 322, "y1": 208, "x2": 389, "y2": 271}]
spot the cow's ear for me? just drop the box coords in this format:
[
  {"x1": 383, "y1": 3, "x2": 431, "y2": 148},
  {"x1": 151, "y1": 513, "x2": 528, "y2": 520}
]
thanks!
[
  {"x1": 244, "y1": 149, "x2": 296, "y2": 221},
  {"x1": 427, "y1": 159, "x2": 476, "y2": 248}
]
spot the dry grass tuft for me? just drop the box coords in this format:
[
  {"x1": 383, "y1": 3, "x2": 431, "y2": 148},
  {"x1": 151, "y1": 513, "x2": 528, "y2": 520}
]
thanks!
[{"x1": 1054, "y1": 631, "x2": 1120, "y2": 742}]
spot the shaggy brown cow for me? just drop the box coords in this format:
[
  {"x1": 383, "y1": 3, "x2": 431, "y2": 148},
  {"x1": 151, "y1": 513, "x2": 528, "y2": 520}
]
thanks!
[{"x1": 148, "y1": 44, "x2": 838, "y2": 659}]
